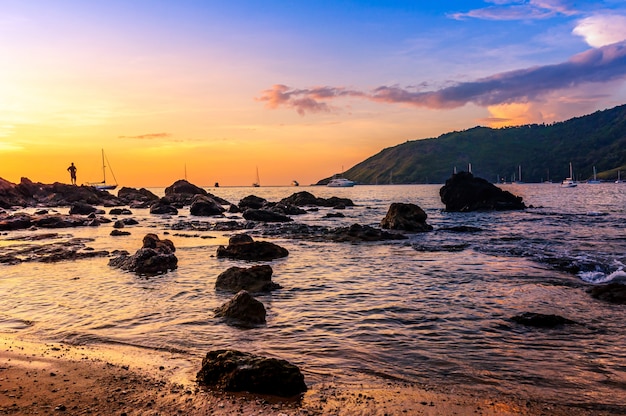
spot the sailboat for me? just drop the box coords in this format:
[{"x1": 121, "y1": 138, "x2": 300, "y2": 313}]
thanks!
[
  {"x1": 560, "y1": 162, "x2": 577, "y2": 188},
  {"x1": 252, "y1": 167, "x2": 260, "y2": 187},
  {"x1": 588, "y1": 166, "x2": 601, "y2": 184},
  {"x1": 88, "y1": 149, "x2": 118, "y2": 190},
  {"x1": 616, "y1": 171, "x2": 624, "y2": 184}
]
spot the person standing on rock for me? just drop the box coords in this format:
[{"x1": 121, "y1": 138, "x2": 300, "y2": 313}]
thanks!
[{"x1": 67, "y1": 162, "x2": 77, "y2": 185}]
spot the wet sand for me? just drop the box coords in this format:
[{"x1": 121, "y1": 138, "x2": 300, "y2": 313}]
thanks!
[{"x1": 0, "y1": 336, "x2": 615, "y2": 415}]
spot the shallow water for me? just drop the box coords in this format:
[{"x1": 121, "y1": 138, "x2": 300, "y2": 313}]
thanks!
[{"x1": 1, "y1": 183, "x2": 626, "y2": 408}]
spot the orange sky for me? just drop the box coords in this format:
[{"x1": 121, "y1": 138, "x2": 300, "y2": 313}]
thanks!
[{"x1": 2, "y1": 2, "x2": 626, "y2": 187}]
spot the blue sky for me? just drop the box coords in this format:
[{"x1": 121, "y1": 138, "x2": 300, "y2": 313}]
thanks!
[{"x1": 1, "y1": 0, "x2": 626, "y2": 185}]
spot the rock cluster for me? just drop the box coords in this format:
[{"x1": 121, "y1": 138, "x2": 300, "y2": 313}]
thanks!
[
  {"x1": 215, "y1": 265, "x2": 281, "y2": 293},
  {"x1": 108, "y1": 233, "x2": 177, "y2": 275},
  {"x1": 216, "y1": 234, "x2": 289, "y2": 261}
]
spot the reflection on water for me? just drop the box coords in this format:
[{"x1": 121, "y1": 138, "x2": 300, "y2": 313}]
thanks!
[{"x1": 1, "y1": 184, "x2": 626, "y2": 408}]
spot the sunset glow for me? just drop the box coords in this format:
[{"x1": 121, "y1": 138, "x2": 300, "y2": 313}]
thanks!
[{"x1": 2, "y1": 1, "x2": 626, "y2": 187}]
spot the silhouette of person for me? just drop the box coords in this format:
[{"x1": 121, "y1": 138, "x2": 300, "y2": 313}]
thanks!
[{"x1": 67, "y1": 162, "x2": 77, "y2": 185}]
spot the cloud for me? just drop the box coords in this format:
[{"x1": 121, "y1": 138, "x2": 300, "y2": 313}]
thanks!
[
  {"x1": 260, "y1": 42, "x2": 626, "y2": 115},
  {"x1": 449, "y1": 0, "x2": 577, "y2": 20},
  {"x1": 573, "y1": 14, "x2": 626, "y2": 47},
  {"x1": 256, "y1": 84, "x2": 365, "y2": 115},
  {"x1": 118, "y1": 133, "x2": 172, "y2": 140}
]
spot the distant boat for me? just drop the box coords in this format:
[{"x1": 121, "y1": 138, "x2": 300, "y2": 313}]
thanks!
[
  {"x1": 616, "y1": 171, "x2": 624, "y2": 184},
  {"x1": 252, "y1": 167, "x2": 260, "y2": 187},
  {"x1": 588, "y1": 166, "x2": 601, "y2": 184},
  {"x1": 513, "y1": 165, "x2": 524, "y2": 184},
  {"x1": 327, "y1": 177, "x2": 355, "y2": 187},
  {"x1": 560, "y1": 162, "x2": 577, "y2": 188},
  {"x1": 291, "y1": 180, "x2": 299, "y2": 186},
  {"x1": 88, "y1": 149, "x2": 118, "y2": 191}
]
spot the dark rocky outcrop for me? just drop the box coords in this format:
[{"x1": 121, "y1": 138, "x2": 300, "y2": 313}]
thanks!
[
  {"x1": 110, "y1": 229, "x2": 131, "y2": 236},
  {"x1": 279, "y1": 191, "x2": 355, "y2": 208},
  {"x1": 215, "y1": 265, "x2": 281, "y2": 293},
  {"x1": 69, "y1": 202, "x2": 97, "y2": 215},
  {"x1": 328, "y1": 224, "x2": 407, "y2": 242},
  {"x1": 109, "y1": 208, "x2": 133, "y2": 215},
  {"x1": 587, "y1": 283, "x2": 626, "y2": 304},
  {"x1": 242, "y1": 209, "x2": 293, "y2": 223},
  {"x1": 117, "y1": 187, "x2": 159, "y2": 208},
  {"x1": 238, "y1": 195, "x2": 268, "y2": 210},
  {"x1": 380, "y1": 203, "x2": 432, "y2": 232},
  {"x1": 149, "y1": 200, "x2": 179, "y2": 215},
  {"x1": 0, "y1": 236, "x2": 109, "y2": 264},
  {"x1": 0, "y1": 177, "x2": 119, "y2": 208},
  {"x1": 439, "y1": 172, "x2": 526, "y2": 212},
  {"x1": 190, "y1": 194, "x2": 226, "y2": 216},
  {"x1": 511, "y1": 312, "x2": 577, "y2": 328},
  {"x1": 214, "y1": 290, "x2": 267, "y2": 326},
  {"x1": 108, "y1": 233, "x2": 177, "y2": 275},
  {"x1": 196, "y1": 349, "x2": 307, "y2": 397},
  {"x1": 0, "y1": 212, "x2": 104, "y2": 231},
  {"x1": 216, "y1": 234, "x2": 289, "y2": 261},
  {"x1": 163, "y1": 179, "x2": 230, "y2": 206}
]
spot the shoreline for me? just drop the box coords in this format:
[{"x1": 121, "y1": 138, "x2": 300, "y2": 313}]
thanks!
[{"x1": 0, "y1": 335, "x2": 616, "y2": 415}]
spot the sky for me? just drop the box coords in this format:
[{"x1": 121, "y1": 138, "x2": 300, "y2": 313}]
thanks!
[{"x1": 1, "y1": 0, "x2": 626, "y2": 187}]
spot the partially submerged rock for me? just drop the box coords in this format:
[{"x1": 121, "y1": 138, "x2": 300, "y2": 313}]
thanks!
[
  {"x1": 380, "y1": 202, "x2": 432, "y2": 232},
  {"x1": 217, "y1": 234, "x2": 289, "y2": 261},
  {"x1": 587, "y1": 283, "x2": 626, "y2": 304},
  {"x1": 108, "y1": 233, "x2": 177, "y2": 275},
  {"x1": 0, "y1": 237, "x2": 108, "y2": 264},
  {"x1": 215, "y1": 265, "x2": 281, "y2": 293},
  {"x1": 328, "y1": 224, "x2": 407, "y2": 242},
  {"x1": 196, "y1": 349, "x2": 307, "y2": 397},
  {"x1": 279, "y1": 191, "x2": 354, "y2": 208},
  {"x1": 214, "y1": 290, "x2": 267, "y2": 326},
  {"x1": 190, "y1": 194, "x2": 226, "y2": 216},
  {"x1": 439, "y1": 172, "x2": 526, "y2": 212},
  {"x1": 511, "y1": 312, "x2": 577, "y2": 328},
  {"x1": 242, "y1": 209, "x2": 293, "y2": 223}
]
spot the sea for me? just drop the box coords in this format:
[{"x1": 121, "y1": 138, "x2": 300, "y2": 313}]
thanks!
[{"x1": 1, "y1": 183, "x2": 625, "y2": 409}]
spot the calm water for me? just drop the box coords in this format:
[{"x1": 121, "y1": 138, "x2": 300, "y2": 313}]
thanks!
[{"x1": 1, "y1": 184, "x2": 626, "y2": 408}]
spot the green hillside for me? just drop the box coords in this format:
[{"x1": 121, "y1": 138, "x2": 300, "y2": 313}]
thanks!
[{"x1": 321, "y1": 104, "x2": 626, "y2": 184}]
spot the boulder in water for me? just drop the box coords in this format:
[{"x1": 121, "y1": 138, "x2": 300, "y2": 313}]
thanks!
[
  {"x1": 439, "y1": 172, "x2": 526, "y2": 212},
  {"x1": 214, "y1": 290, "x2": 267, "y2": 326},
  {"x1": 381, "y1": 202, "x2": 432, "y2": 232},
  {"x1": 215, "y1": 265, "x2": 281, "y2": 293},
  {"x1": 216, "y1": 234, "x2": 288, "y2": 261}
]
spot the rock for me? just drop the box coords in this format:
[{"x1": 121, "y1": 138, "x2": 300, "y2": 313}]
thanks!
[
  {"x1": 110, "y1": 229, "x2": 131, "y2": 236},
  {"x1": 214, "y1": 290, "x2": 267, "y2": 326},
  {"x1": 587, "y1": 283, "x2": 626, "y2": 304},
  {"x1": 109, "y1": 208, "x2": 133, "y2": 215},
  {"x1": 238, "y1": 195, "x2": 268, "y2": 210},
  {"x1": 0, "y1": 213, "x2": 33, "y2": 231},
  {"x1": 164, "y1": 179, "x2": 231, "y2": 206},
  {"x1": 190, "y1": 194, "x2": 225, "y2": 216},
  {"x1": 328, "y1": 223, "x2": 407, "y2": 242},
  {"x1": 439, "y1": 172, "x2": 526, "y2": 212},
  {"x1": 216, "y1": 234, "x2": 288, "y2": 261},
  {"x1": 380, "y1": 203, "x2": 433, "y2": 232},
  {"x1": 196, "y1": 349, "x2": 307, "y2": 397},
  {"x1": 117, "y1": 187, "x2": 159, "y2": 205},
  {"x1": 69, "y1": 203, "x2": 97, "y2": 215},
  {"x1": 242, "y1": 209, "x2": 293, "y2": 223},
  {"x1": 324, "y1": 212, "x2": 345, "y2": 218},
  {"x1": 149, "y1": 200, "x2": 179, "y2": 215},
  {"x1": 0, "y1": 238, "x2": 109, "y2": 263},
  {"x1": 511, "y1": 312, "x2": 577, "y2": 328},
  {"x1": 108, "y1": 233, "x2": 177, "y2": 275},
  {"x1": 215, "y1": 265, "x2": 281, "y2": 293},
  {"x1": 279, "y1": 191, "x2": 355, "y2": 208}
]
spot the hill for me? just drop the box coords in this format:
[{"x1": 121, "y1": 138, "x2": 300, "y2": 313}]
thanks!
[{"x1": 320, "y1": 104, "x2": 626, "y2": 184}]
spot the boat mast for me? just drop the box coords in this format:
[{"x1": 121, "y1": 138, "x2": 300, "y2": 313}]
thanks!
[{"x1": 101, "y1": 149, "x2": 107, "y2": 184}]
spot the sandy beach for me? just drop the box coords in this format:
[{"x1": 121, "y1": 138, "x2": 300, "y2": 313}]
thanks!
[{"x1": 0, "y1": 335, "x2": 616, "y2": 416}]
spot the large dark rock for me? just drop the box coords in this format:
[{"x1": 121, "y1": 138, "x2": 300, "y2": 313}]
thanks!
[
  {"x1": 238, "y1": 195, "x2": 268, "y2": 210},
  {"x1": 216, "y1": 234, "x2": 289, "y2": 261},
  {"x1": 196, "y1": 349, "x2": 307, "y2": 397},
  {"x1": 149, "y1": 199, "x2": 179, "y2": 215},
  {"x1": 215, "y1": 265, "x2": 281, "y2": 293},
  {"x1": 328, "y1": 223, "x2": 407, "y2": 242},
  {"x1": 108, "y1": 233, "x2": 177, "y2": 275},
  {"x1": 279, "y1": 191, "x2": 354, "y2": 208},
  {"x1": 117, "y1": 187, "x2": 159, "y2": 204},
  {"x1": 511, "y1": 312, "x2": 577, "y2": 328},
  {"x1": 190, "y1": 194, "x2": 226, "y2": 216},
  {"x1": 242, "y1": 209, "x2": 293, "y2": 223},
  {"x1": 214, "y1": 290, "x2": 267, "y2": 326},
  {"x1": 439, "y1": 172, "x2": 526, "y2": 212},
  {"x1": 163, "y1": 179, "x2": 231, "y2": 206},
  {"x1": 0, "y1": 178, "x2": 27, "y2": 208},
  {"x1": 0, "y1": 236, "x2": 109, "y2": 263},
  {"x1": 587, "y1": 283, "x2": 626, "y2": 304},
  {"x1": 381, "y1": 202, "x2": 432, "y2": 232},
  {"x1": 69, "y1": 202, "x2": 97, "y2": 215}
]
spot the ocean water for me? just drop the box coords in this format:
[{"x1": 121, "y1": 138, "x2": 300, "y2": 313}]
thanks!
[{"x1": 1, "y1": 183, "x2": 626, "y2": 408}]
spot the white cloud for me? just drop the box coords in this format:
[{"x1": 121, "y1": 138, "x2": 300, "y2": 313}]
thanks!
[{"x1": 573, "y1": 14, "x2": 626, "y2": 47}]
